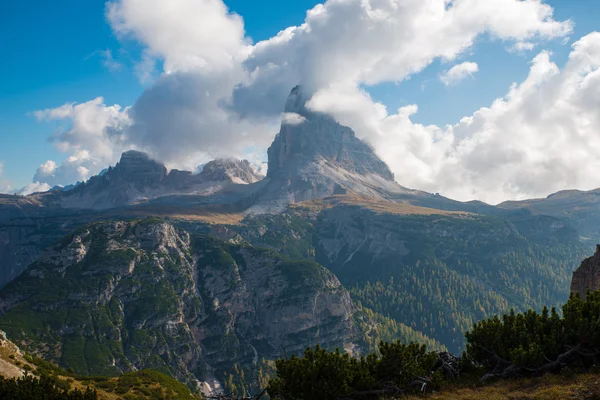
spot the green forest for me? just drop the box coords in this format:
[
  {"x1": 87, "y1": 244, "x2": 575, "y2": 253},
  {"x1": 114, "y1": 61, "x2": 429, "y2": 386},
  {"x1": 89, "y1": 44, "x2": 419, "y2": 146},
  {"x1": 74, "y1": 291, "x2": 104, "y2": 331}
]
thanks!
[{"x1": 267, "y1": 290, "x2": 600, "y2": 399}]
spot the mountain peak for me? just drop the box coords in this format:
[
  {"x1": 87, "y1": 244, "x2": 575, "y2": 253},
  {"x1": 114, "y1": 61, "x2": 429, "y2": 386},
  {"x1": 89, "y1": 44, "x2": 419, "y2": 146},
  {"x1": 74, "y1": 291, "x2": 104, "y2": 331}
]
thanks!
[
  {"x1": 115, "y1": 150, "x2": 167, "y2": 185},
  {"x1": 200, "y1": 158, "x2": 263, "y2": 184},
  {"x1": 268, "y1": 87, "x2": 394, "y2": 182},
  {"x1": 284, "y1": 85, "x2": 309, "y2": 115}
]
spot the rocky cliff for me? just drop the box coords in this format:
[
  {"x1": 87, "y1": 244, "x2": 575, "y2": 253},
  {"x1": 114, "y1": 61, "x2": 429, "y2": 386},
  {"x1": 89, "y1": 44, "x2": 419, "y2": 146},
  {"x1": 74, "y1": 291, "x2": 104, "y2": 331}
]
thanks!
[
  {"x1": 571, "y1": 245, "x2": 600, "y2": 299},
  {"x1": 0, "y1": 219, "x2": 363, "y2": 390}
]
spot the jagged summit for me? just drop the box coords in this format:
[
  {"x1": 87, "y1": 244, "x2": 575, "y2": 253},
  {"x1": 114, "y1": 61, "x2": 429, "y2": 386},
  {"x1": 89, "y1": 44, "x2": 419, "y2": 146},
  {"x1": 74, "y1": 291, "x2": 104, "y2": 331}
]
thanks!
[
  {"x1": 17, "y1": 87, "x2": 425, "y2": 214},
  {"x1": 113, "y1": 150, "x2": 168, "y2": 185},
  {"x1": 248, "y1": 86, "x2": 407, "y2": 212},
  {"x1": 268, "y1": 86, "x2": 394, "y2": 181},
  {"x1": 57, "y1": 151, "x2": 263, "y2": 210},
  {"x1": 200, "y1": 158, "x2": 263, "y2": 184}
]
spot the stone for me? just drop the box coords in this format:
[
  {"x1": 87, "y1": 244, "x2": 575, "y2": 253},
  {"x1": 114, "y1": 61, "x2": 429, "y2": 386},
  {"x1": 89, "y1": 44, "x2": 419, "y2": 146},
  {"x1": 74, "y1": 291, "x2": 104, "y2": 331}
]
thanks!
[{"x1": 571, "y1": 244, "x2": 600, "y2": 299}]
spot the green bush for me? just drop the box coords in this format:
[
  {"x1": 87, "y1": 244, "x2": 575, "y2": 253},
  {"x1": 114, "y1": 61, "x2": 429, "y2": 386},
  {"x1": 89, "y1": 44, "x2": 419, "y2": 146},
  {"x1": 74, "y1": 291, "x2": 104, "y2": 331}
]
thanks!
[
  {"x1": 268, "y1": 342, "x2": 443, "y2": 400},
  {"x1": 0, "y1": 374, "x2": 97, "y2": 400},
  {"x1": 465, "y1": 290, "x2": 600, "y2": 373}
]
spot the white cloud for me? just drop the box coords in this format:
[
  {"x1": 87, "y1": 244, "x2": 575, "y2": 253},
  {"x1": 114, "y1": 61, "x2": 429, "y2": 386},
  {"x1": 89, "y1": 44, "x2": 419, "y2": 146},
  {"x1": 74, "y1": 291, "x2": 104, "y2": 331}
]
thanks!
[
  {"x1": 32, "y1": 151, "x2": 100, "y2": 188},
  {"x1": 18, "y1": 182, "x2": 51, "y2": 196},
  {"x1": 508, "y1": 41, "x2": 536, "y2": 53},
  {"x1": 233, "y1": 0, "x2": 571, "y2": 117},
  {"x1": 32, "y1": 99, "x2": 132, "y2": 187},
  {"x1": 440, "y1": 61, "x2": 479, "y2": 86},
  {"x1": 281, "y1": 112, "x2": 307, "y2": 125},
  {"x1": 29, "y1": 0, "x2": 583, "y2": 203},
  {"x1": 34, "y1": 97, "x2": 131, "y2": 160},
  {"x1": 106, "y1": 0, "x2": 248, "y2": 74},
  {"x1": 311, "y1": 33, "x2": 600, "y2": 204}
]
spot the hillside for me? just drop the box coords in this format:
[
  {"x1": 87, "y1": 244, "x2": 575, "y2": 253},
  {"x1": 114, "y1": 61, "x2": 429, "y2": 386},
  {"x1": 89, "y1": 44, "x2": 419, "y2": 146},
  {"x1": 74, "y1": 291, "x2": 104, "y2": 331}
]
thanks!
[
  {"x1": 0, "y1": 218, "x2": 446, "y2": 394},
  {"x1": 234, "y1": 200, "x2": 589, "y2": 353},
  {"x1": 402, "y1": 373, "x2": 600, "y2": 400},
  {"x1": 0, "y1": 330, "x2": 201, "y2": 399}
]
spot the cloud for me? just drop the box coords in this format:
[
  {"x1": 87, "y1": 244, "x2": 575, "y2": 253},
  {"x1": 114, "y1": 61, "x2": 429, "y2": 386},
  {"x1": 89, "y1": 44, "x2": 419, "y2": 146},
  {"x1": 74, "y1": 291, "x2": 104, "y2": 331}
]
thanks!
[
  {"x1": 32, "y1": 98, "x2": 132, "y2": 187},
  {"x1": 29, "y1": 0, "x2": 580, "y2": 202},
  {"x1": 508, "y1": 41, "x2": 536, "y2": 53},
  {"x1": 126, "y1": 71, "x2": 277, "y2": 169},
  {"x1": 18, "y1": 182, "x2": 52, "y2": 196},
  {"x1": 440, "y1": 61, "x2": 479, "y2": 86},
  {"x1": 106, "y1": 0, "x2": 248, "y2": 74},
  {"x1": 32, "y1": 151, "x2": 101, "y2": 188},
  {"x1": 33, "y1": 97, "x2": 131, "y2": 160},
  {"x1": 232, "y1": 0, "x2": 572, "y2": 118},
  {"x1": 281, "y1": 112, "x2": 307, "y2": 126},
  {"x1": 86, "y1": 49, "x2": 123, "y2": 72},
  {"x1": 310, "y1": 33, "x2": 600, "y2": 204}
]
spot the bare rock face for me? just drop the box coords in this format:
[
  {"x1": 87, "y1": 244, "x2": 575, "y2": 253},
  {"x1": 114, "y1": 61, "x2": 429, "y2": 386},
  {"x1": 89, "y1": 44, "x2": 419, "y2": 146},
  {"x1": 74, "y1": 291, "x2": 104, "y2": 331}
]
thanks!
[
  {"x1": 200, "y1": 159, "x2": 263, "y2": 184},
  {"x1": 115, "y1": 150, "x2": 168, "y2": 185},
  {"x1": 267, "y1": 86, "x2": 394, "y2": 181},
  {"x1": 571, "y1": 245, "x2": 600, "y2": 299}
]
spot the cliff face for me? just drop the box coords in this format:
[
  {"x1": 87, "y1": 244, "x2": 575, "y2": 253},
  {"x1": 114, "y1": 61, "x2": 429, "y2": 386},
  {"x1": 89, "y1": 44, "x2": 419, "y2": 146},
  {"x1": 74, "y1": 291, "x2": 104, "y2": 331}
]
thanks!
[
  {"x1": 571, "y1": 245, "x2": 600, "y2": 299},
  {"x1": 0, "y1": 219, "x2": 361, "y2": 389}
]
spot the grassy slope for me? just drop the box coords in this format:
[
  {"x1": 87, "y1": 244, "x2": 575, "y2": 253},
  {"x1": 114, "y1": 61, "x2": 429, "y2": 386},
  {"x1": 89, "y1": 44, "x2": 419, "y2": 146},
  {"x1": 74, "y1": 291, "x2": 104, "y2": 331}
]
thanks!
[
  {"x1": 402, "y1": 373, "x2": 600, "y2": 400},
  {"x1": 0, "y1": 331, "x2": 200, "y2": 400}
]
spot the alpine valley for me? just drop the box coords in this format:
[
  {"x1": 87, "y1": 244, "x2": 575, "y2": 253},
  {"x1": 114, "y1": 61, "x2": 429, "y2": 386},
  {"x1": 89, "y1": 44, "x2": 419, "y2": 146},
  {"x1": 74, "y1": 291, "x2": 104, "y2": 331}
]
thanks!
[{"x1": 0, "y1": 87, "x2": 598, "y2": 394}]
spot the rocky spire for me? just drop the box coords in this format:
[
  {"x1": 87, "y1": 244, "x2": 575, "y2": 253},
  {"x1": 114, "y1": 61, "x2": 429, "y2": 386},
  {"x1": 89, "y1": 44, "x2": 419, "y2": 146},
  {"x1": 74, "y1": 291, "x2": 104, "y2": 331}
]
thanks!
[{"x1": 267, "y1": 86, "x2": 394, "y2": 181}]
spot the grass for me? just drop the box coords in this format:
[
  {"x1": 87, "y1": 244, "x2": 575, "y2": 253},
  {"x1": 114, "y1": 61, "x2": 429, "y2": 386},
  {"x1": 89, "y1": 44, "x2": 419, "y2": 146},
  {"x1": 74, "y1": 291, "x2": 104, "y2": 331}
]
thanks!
[
  {"x1": 293, "y1": 194, "x2": 473, "y2": 216},
  {"x1": 401, "y1": 372, "x2": 600, "y2": 400},
  {"x1": 101, "y1": 204, "x2": 246, "y2": 225}
]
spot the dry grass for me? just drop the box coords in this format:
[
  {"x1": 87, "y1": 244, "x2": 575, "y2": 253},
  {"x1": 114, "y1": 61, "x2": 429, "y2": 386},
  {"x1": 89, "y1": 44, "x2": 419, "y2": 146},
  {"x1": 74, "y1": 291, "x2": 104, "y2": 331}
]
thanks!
[
  {"x1": 402, "y1": 373, "x2": 600, "y2": 400},
  {"x1": 294, "y1": 194, "x2": 471, "y2": 216},
  {"x1": 102, "y1": 203, "x2": 246, "y2": 225}
]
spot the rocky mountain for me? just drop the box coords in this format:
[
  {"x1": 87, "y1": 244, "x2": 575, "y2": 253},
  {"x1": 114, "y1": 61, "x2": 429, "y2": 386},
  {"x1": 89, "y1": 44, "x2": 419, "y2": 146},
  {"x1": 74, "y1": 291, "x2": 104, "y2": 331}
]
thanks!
[
  {"x1": 58, "y1": 151, "x2": 263, "y2": 210},
  {"x1": 200, "y1": 159, "x2": 263, "y2": 184},
  {"x1": 234, "y1": 198, "x2": 588, "y2": 352},
  {"x1": 0, "y1": 219, "x2": 369, "y2": 391},
  {"x1": 0, "y1": 84, "x2": 597, "y2": 392},
  {"x1": 499, "y1": 188, "x2": 600, "y2": 241},
  {"x1": 251, "y1": 86, "x2": 420, "y2": 213},
  {"x1": 571, "y1": 244, "x2": 600, "y2": 299}
]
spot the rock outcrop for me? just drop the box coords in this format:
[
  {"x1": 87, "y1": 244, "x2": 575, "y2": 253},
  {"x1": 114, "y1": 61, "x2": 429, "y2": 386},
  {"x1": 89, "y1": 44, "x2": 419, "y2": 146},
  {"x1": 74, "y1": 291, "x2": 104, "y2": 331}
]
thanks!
[
  {"x1": 0, "y1": 219, "x2": 364, "y2": 389},
  {"x1": 571, "y1": 245, "x2": 600, "y2": 299}
]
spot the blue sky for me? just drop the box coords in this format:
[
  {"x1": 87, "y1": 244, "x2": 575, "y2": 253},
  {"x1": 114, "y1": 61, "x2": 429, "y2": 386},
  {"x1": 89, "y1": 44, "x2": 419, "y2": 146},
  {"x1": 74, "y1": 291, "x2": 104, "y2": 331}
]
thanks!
[{"x1": 1, "y1": 0, "x2": 599, "y2": 201}]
